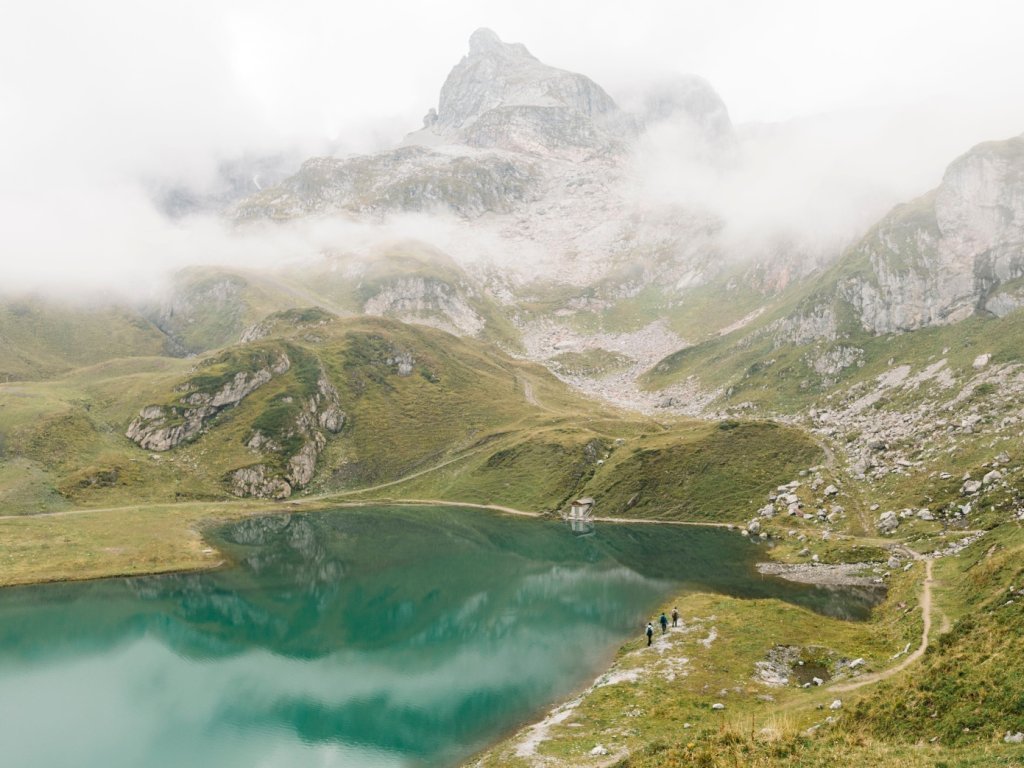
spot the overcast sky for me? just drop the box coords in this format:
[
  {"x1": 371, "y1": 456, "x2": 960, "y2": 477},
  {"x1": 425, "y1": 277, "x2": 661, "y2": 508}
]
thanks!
[{"x1": 1, "y1": 0, "x2": 1023, "y2": 293}]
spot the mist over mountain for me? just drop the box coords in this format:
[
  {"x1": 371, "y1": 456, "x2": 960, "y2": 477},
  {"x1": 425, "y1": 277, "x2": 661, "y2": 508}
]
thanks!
[
  {"x1": 2, "y1": 10, "x2": 1022, "y2": 299},
  {"x1": 3, "y1": 13, "x2": 1024, "y2": 766}
]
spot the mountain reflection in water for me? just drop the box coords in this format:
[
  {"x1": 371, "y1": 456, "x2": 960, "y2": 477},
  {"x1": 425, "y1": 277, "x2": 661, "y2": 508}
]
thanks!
[{"x1": 0, "y1": 506, "x2": 882, "y2": 768}]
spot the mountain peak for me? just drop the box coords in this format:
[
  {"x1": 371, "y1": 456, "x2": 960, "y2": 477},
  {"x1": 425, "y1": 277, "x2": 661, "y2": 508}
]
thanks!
[
  {"x1": 467, "y1": 28, "x2": 533, "y2": 60},
  {"x1": 424, "y1": 29, "x2": 624, "y2": 154}
]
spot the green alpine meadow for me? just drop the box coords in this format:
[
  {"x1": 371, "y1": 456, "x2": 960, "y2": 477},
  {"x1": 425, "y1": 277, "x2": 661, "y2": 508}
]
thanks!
[{"x1": 1, "y1": 8, "x2": 1023, "y2": 768}]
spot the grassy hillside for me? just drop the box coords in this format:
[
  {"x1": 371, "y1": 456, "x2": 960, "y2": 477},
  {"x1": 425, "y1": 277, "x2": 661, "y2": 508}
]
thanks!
[
  {"x1": 0, "y1": 309, "x2": 821, "y2": 523},
  {"x1": 0, "y1": 296, "x2": 173, "y2": 381},
  {"x1": 848, "y1": 523, "x2": 1024, "y2": 745},
  {"x1": 644, "y1": 280, "x2": 1024, "y2": 416},
  {"x1": 150, "y1": 244, "x2": 521, "y2": 354},
  {"x1": 0, "y1": 315, "x2": 549, "y2": 513}
]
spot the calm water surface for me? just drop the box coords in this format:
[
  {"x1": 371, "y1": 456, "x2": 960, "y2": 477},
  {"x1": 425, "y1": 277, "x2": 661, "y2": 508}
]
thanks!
[{"x1": 0, "y1": 506, "x2": 881, "y2": 767}]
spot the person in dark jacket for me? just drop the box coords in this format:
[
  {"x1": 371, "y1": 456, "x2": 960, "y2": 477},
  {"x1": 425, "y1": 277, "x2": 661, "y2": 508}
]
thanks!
[{"x1": 659, "y1": 612, "x2": 669, "y2": 633}]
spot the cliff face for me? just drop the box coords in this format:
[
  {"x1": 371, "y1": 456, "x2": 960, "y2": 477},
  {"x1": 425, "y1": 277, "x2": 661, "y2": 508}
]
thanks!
[
  {"x1": 126, "y1": 350, "x2": 291, "y2": 452},
  {"x1": 232, "y1": 29, "x2": 627, "y2": 223},
  {"x1": 428, "y1": 27, "x2": 628, "y2": 154},
  {"x1": 229, "y1": 29, "x2": 740, "y2": 298},
  {"x1": 839, "y1": 136, "x2": 1024, "y2": 333},
  {"x1": 233, "y1": 147, "x2": 539, "y2": 221}
]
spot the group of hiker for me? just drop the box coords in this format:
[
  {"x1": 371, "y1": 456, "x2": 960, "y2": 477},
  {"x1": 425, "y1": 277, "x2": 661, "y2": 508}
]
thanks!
[{"x1": 645, "y1": 606, "x2": 680, "y2": 645}]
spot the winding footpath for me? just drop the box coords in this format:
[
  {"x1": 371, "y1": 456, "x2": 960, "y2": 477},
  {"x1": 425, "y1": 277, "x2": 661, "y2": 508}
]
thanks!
[{"x1": 831, "y1": 558, "x2": 934, "y2": 692}]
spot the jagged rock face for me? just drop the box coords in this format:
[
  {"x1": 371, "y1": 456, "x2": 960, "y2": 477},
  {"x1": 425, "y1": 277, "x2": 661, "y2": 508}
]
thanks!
[
  {"x1": 126, "y1": 354, "x2": 290, "y2": 451},
  {"x1": 233, "y1": 146, "x2": 538, "y2": 220},
  {"x1": 840, "y1": 136, "x2": 1024, "y2": 333},
  {"x1": 229, "y1": 27, "x2": 752, "y2": 302},
  {"x1": 432, "y1": 28, "x2": 625, "y2": 153},
  {"x1": 362, "y1": 276, "x2": 485, "y2": 336},
  {"x1": 229, "y1": 465, "x2": 292, "y2": 500},
  {"x1": 640, "y1": 76, "x2": 735, "y2": 148},
  {"x1": 125, "y1": 404, "x2": 215, "y2": 452},
  {"x1": 462, "y1": 105, "x2": 619, "y2": 155},
  {"x1": 236, "y1": 369, "x2": 345, "y2": 498},
  {"x1": 766, "y1": 305, "x2": 839, "y2": 347}
]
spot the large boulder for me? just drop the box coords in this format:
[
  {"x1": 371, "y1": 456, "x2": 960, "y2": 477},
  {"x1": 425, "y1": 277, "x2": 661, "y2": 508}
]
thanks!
[{"x1": 877, "y1": 511, "x2": 900, "y2": 533}]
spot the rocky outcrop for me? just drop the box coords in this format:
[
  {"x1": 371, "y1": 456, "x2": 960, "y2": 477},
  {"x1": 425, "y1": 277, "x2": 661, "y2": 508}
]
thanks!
[
  {"x1": 126, "y1": 352, "x2": 290, "y2": 451},
  {"x1": 229, "y1": 464, "x2": 293, "y2": 500},
  {"x1": 639, "y1": 75, "x2": 736, "y2": 149},
  {"x1": 231, "y1": 368, "x2": 345, "y2": 499},
  {"x1": 839, "y1": 135, "x2": 1024, "y2": 333},
  {"x1": 233, "y1": 146, "x2": 538, "y2": 220},
  {"x1": 363, "y1": 276, "x2": 486, "y2": 336}
]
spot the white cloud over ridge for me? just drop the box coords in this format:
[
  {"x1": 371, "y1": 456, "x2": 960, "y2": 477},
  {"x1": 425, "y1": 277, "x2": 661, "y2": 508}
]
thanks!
[{"x1": 1, "y1": 0, "x2": 1022, "y2": 296}]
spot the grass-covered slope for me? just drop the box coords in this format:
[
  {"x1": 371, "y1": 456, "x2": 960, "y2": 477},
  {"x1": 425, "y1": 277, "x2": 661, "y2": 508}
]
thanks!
[
  {"x1": 0, "y1": 315, "x2": 550, "y2": 512},
  {"x1": 0, "y1": 296, "x2": 173, "y2": 381},
  {"x1": 0, "y1": 308, "x2": 822, "y2": 527},
  {"x1": 150, "y1": 243, "x2": 520, "y2": 354},
  {"x1": 848, "y1": 523, "x2": 1024, "y2": 745},
  {"x1": 644, "y1": 271, "x2": 1024, "y2": 416}
]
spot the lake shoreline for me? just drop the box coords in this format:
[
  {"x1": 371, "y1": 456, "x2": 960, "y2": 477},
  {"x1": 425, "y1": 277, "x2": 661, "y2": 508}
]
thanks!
[
  {"x1": 0, "y1": 504, "x2": 796, "y2": 768},
  {"x1": 0, "y1": 497, "x2": 739, "y2": 589}
]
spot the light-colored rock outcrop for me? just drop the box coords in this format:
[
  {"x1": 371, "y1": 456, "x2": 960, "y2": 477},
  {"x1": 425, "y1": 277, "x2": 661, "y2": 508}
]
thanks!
[
  {"x1": 126, "y1": 353, "x2": 290, "y2": 451},
  {"x1": 426, "y1": 28, "x2": 627, "y2": 154},
  {"x1": 363, "y1": 276, "x2": 486, "y2": 336},
  {"x1": 840, "y1": 136, "x2": 1024, "y2": 334},
  {"x1": 229, "y1": 464, "x2": 292, "y2": 500},
  {"x1": 234, "y1": 369, "x2": 345, "y2": 498}
]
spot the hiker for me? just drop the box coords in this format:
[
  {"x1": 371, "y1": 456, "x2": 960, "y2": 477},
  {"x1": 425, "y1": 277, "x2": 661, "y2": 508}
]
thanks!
[
  {"x1": 671, "y1": 607, "x2": 679, "y2": 627},
  {"x1": 659, "y1": 612, "x2": 669, "y2": 633},
  {"x1": 645, "y1": 622, "x2": 654, "y2": 646}
]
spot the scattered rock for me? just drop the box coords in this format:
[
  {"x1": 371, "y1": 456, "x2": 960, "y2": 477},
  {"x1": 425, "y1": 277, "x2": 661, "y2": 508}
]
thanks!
[
  {"x1": 961, "y1": 479, "x2": 982, "y2": 495},
  {"x1": 982, "y1": 469, "x2": 1003, "y2": 486},
  {"x1": 590, "y1": 745, "x2": 609, "y2": 756},
  {"x1": 829, "y1": 699, "x2": 842, "y2": 710},
  {"x1": 877, "y1": 511, "x2": 899, "y2": 533},
  {"x1": 757, "y1": 562, "x2": 880, "y2": 587},
  {"x1": 711, "y1": 703, "x2": 725, "y2": 711}
]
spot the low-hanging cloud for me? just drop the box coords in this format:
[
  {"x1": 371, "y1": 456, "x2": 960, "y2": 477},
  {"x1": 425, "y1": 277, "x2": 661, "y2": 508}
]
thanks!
[
  {"x1": 2, "y1": 1, "x2": 1024, "y2": 301},
  {"x1": 628, "y1": 97, "x2": 1024, "y2": 258}
]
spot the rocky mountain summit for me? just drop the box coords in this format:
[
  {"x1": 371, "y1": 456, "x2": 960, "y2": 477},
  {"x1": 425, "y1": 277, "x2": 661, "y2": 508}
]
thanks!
[
  {"x1": 232, "y1": 29, "x2": 740, "y2": 291},
  {"x1": 413, "y1": 27, "x2": 630, "y2": 155}
]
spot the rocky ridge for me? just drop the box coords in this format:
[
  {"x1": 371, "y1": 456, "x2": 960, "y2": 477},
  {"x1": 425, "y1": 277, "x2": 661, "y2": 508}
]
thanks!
[
  {"x1": 231, "y1": 366, "x2": 345, "y2": 499},
  {"x1": 790, "y1": 135, "x2": 1024, "y2": 339},
  {"x1": 231, "y1": 28, "x2": 747, "y2": 298},
  {"x1": 126, "y1": 349, "x2": 292, "y2": 451}
]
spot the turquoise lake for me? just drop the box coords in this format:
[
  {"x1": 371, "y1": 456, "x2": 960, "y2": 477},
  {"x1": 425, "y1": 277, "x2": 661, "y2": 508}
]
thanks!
[{"x1": 0, "y1": 506, "x2": 882, "y2": 767}]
